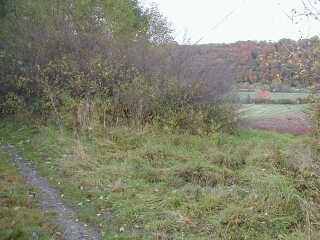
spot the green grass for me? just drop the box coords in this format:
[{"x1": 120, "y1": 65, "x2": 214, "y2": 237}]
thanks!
[
  {"x1": 0, "y1": 147, "x2": 61, "y2": 240},
  {"x1": 240, "y1": 104, "x2": 310, "y2": 119},
  {"x1": 0, "y1": 119, "x2": 319, "y2": 239}
]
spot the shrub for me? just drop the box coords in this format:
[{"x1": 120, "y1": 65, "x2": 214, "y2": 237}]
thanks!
[
  {"x1": 152, "y1": 103, "x2": 237, "y2": 135},
  {"x1": 37, "y1": 63, "x2": 237, "y2": 135},
  {"x1": 0, "y1": 92, "x2": 26, "y2": 116}
]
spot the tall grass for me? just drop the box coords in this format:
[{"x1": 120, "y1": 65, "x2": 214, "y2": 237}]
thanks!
[{"x1": 1, "y1": 120, "x2": 319, "y2": 239}]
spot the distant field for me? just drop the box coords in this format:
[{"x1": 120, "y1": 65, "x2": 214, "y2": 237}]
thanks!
[
  {"x1": 239, "y1": 91, "x2": 312, "y2": 102},
  {"x1": 239, "y1": 104, "x2": 311, "y2": 134},
  {"x1": 240, "y1": 104, "x2": 310, "y2": 119}
]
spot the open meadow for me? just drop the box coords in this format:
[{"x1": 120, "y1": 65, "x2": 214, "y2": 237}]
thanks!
[
  {"x1": 238, "y1": 89, "x2": 314, "y2": 134},
  {"x1": 1, "y1": 119, "x2": 320, "y2": 239},
  {"x1": 239, "y1": 104, "x2": 312, "y2": 134}
]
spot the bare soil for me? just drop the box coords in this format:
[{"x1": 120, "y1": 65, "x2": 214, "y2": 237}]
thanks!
[{"x1": 240, "y1": 114, "x2": 312, "y2": 135}]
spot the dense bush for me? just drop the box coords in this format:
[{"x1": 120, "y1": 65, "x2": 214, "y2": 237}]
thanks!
[
  {"x1": 0, "y1": 0, "x2": 236, "y2": 134},
  {"x1": 59, "y1": 74, "x2": 237, "y2": 134}
]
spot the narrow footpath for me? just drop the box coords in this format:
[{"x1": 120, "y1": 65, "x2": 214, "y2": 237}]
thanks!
[{"x1": 3, "y1": 145, "x2": 101, "y2": 240}]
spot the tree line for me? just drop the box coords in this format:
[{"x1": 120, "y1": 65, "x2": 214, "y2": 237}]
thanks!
[{"x1": 178, "y1": 37, "x2": 320, "y2": 91}]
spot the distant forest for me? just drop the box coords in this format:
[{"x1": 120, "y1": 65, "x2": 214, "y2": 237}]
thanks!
[{"x1": 174, "y1": 37, "x2": 320, "y2": 91}]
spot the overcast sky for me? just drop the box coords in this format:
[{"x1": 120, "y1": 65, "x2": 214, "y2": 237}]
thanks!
[{"x1": 142, "y1": 0, "x2": 320, "y2": 44}]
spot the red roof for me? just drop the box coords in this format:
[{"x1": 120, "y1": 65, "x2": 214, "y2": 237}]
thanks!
[{"x1": 256, "y1": 90, "x2": 272, "y2": 99}]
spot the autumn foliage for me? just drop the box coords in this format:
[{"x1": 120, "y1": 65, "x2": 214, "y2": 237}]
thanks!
[{"x1": 177, "y1": 37, "x2": 320, "y2": 91}]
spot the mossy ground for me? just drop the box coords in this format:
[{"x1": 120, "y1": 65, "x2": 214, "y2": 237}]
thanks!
[{"x1": 0, "y1": 119, "x2": 319, "y2": 239}]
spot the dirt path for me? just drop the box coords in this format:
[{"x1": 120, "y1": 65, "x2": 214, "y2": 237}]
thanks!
[{"x1": 3, "y1": 144, "x2": 101, "y2": 240}]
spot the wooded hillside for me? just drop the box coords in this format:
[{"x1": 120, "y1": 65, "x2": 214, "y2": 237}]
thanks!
[{"x1": 177, "y1": 37, "x2": 320, "y2": 90}]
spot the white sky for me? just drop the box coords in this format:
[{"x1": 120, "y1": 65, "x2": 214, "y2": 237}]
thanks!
[{"x1": 142, "y1": 0, "x2": 320, "y2": 44}]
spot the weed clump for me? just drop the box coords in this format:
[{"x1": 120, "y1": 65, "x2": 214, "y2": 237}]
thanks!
[
  {"x1": 177, "y1": 164, "x2": 236, "y2": 187},
  {"x1": 206, "y1": 146, "x2": 249, "y2": 170}
]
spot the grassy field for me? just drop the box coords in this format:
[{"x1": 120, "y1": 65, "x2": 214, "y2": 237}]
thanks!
[
  {"x1": 239, "y1": 104, "x2": 311, "y2": 134},
  {"x1": 0, "y1": 119, "x2": 319, "y2": 239},
  {"x1": 239, "y1": 92, "x2": 312, "y2": 102},
  {"x1": 240, "y1": 104, "x2": 310, "y2": 119},
  {"x1": 0, "y1": 147, "x2": 61, "y2": 239}
]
